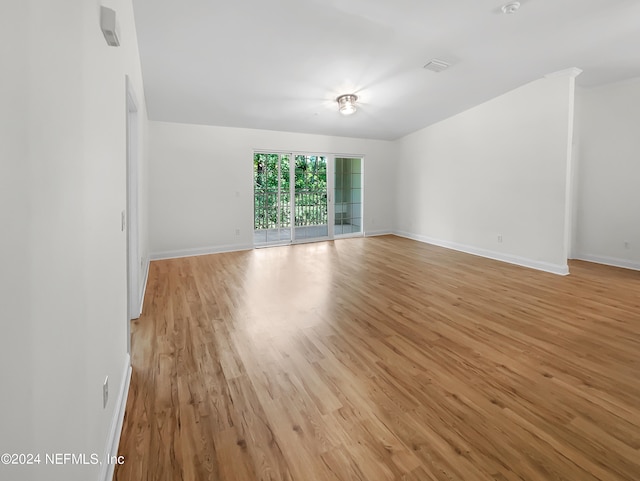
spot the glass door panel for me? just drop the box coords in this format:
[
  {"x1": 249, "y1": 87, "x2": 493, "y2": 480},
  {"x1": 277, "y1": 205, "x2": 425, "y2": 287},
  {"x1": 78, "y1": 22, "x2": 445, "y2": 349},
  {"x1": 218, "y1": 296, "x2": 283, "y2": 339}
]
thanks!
[
  {"x1": 253, "y1": 153, "x2": 291, "y2": 245},
  {"x1": 293, "y1": 155, "x2": 329, "y2": 241},
  {"x1": 254, "y1": 152, "x2": 337, "y2": 246},
  {"x1": 334, "y1": 157, "x2": 363, "y2": 237}
]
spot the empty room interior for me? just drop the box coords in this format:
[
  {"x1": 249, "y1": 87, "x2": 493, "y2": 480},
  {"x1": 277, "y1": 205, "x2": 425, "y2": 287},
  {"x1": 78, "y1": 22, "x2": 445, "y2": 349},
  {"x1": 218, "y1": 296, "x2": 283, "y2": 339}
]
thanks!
[{"x1": 2, "y1": 1, "x2": 640, "y2": 481}]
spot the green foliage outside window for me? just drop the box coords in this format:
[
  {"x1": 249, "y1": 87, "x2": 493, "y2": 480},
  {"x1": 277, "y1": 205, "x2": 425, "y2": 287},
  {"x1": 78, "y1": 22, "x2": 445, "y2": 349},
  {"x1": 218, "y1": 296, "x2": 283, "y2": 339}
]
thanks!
[{"x1": 254, "y1": 153, "x2": 327, "y2": 229}]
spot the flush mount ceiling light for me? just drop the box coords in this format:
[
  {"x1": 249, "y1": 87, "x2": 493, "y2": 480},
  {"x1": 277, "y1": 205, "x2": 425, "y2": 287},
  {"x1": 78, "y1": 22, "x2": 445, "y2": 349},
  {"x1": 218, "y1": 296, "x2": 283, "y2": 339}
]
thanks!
[
  {"x1": 501, "y1": 2, "x2": 521, "y2": 14},
  {"x1": 336, "y1": 94, "x2": 358, "y2": 116}
]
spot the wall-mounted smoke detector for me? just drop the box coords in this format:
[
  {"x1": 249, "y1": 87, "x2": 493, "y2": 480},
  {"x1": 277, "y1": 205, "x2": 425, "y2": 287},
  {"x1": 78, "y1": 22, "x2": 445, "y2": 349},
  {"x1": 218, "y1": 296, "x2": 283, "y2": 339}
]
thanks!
[
  {"x1": 501, "y1": 2, "x2": 521, "y2": 14},
  {"x1": 423, "y1": 59, "x2": 450, "y2": 73},
  {"x1": 100, "y1": 6, "x2": 120, "y2": 46}
]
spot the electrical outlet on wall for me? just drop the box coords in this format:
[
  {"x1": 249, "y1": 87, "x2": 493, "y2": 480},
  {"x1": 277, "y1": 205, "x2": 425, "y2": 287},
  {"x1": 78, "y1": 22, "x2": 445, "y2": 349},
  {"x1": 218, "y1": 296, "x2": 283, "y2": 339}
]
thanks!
[
  {"x1": 103, "y1": 376, "x2": 109, "y2": 409},
  {"x1": 235, "y1": 228, "x2": 240, "y2": 236},
  {"x1": 498, "y1": 234, "x2": 503, "y2": 243},
  {"x1": 624, "y1": 240, "x2": 630, "y2": 250}
]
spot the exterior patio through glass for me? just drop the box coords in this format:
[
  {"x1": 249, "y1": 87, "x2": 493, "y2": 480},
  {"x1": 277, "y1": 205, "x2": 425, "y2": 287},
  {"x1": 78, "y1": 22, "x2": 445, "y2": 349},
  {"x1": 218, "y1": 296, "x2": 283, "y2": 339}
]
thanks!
[{"x1": 253, "y1": 152, "x2": 362, "y2": 245}]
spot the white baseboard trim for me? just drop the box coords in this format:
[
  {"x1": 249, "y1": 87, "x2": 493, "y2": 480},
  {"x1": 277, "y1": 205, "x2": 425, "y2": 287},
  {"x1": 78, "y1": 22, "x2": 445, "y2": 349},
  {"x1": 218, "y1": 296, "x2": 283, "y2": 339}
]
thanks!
[
  {"x1": 394, "y1": 230, "x2": 569, "y2": 276},
  {"x1": 150, "y1": 243, "x2": 253, "y2": 261},
  {"x1": 138, "y1": 257, "x2": 150, "y2": 317},
  {"x1": 99, "y1": 355, "x2": 131, "y2": 481},
  {"x1": 365, "y1": 230, "x2": 392, "y2": 237},
  {"x1": 572, "y1": 253, "x2": 640, "y2": 271}
]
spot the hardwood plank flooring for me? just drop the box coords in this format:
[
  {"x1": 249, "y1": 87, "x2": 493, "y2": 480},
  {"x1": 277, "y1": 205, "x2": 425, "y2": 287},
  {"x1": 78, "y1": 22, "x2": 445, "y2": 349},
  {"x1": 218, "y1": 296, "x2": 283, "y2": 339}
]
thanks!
[{"x1": 115, "y1": 235, "x2": 640, "y2": 481}]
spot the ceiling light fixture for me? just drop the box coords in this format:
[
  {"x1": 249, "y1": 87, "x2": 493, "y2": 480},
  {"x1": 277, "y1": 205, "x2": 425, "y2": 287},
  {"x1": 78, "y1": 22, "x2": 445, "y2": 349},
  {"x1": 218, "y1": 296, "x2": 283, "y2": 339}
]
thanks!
[
  {"x1": 336, "y1": 94, "x2": 358, "y2": 116},
  {"x1": 501, "y1": 2, "x2": 521, "y2": 14}
]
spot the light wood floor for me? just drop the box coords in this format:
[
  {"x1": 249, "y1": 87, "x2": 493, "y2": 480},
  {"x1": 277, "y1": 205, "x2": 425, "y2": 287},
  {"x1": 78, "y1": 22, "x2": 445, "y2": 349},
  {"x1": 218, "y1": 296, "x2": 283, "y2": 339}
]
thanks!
[{"x1": 115, "y1": 235, "x2": 640, "y2": 481}]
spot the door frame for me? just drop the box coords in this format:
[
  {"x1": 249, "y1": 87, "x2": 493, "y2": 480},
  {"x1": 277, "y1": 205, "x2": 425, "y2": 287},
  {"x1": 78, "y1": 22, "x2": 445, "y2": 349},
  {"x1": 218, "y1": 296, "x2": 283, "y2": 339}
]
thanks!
[
  {"x1": 253, "y1": 151, "x2": 366, "y2": 246},
  {"x1": 253, "y1": 151, "x2": 334, "y2": 246},
  {"x1": 125, "y1": 76, "x2": 140, "y2": 355}
]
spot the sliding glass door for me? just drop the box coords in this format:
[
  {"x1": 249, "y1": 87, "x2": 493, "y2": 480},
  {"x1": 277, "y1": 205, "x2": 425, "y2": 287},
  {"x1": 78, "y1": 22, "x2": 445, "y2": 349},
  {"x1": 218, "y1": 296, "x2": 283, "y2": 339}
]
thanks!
[
  {"x1": 254, "y1": 152, "x2": 330, "y2": 245},
  {"x1": 334, "y1": 157, "x2": 362, "y2": 237},
  {"x1": 254, "y1": 153, "x2": 291, "y2": 244},
  {"x1": 293, "y1": 155, "x2": 328, "y2": 241}
]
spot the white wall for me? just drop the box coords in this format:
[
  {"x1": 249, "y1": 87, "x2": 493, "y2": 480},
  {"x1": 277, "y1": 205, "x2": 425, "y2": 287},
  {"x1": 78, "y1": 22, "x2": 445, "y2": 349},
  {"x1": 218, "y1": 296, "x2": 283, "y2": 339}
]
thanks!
[
  {"x1": 0, "y1": 1, "x2": 148, "y2": 480},
  {"x1": 395, "y1": 73, "x2": 578, "y2": 274},
  {"x1": 573, "y1": 79, "x2": 640, "y2": 270},
  {"x1": 149, "y1": 122, "x2": 395, "y2": 257},
  {"x1": 0, "y1": 1, "x2": 35, "y2": 465},
  {"x1": 81, "y1": 2, "x2": 149, "y2": 480}
]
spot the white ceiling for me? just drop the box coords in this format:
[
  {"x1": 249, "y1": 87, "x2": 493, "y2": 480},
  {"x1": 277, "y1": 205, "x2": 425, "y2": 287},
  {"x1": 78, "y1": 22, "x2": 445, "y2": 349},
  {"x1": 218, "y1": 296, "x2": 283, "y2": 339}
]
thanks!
[{"x1": 132, "y1": 0, "x2": 640, "y2": 140}]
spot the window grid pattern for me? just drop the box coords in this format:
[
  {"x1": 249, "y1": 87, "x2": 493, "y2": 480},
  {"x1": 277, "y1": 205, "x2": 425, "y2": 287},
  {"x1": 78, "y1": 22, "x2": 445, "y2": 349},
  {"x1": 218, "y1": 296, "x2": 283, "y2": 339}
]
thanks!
[{"x1": 334, "y1": 158, "x2": 362, "y2": 236}]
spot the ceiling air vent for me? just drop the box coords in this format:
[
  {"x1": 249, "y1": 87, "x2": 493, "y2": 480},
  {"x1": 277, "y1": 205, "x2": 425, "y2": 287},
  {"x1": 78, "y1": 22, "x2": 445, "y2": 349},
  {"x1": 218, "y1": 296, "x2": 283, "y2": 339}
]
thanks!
[{"x1": 423, "y1": 59, "x2": 450, "y2": 73}]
